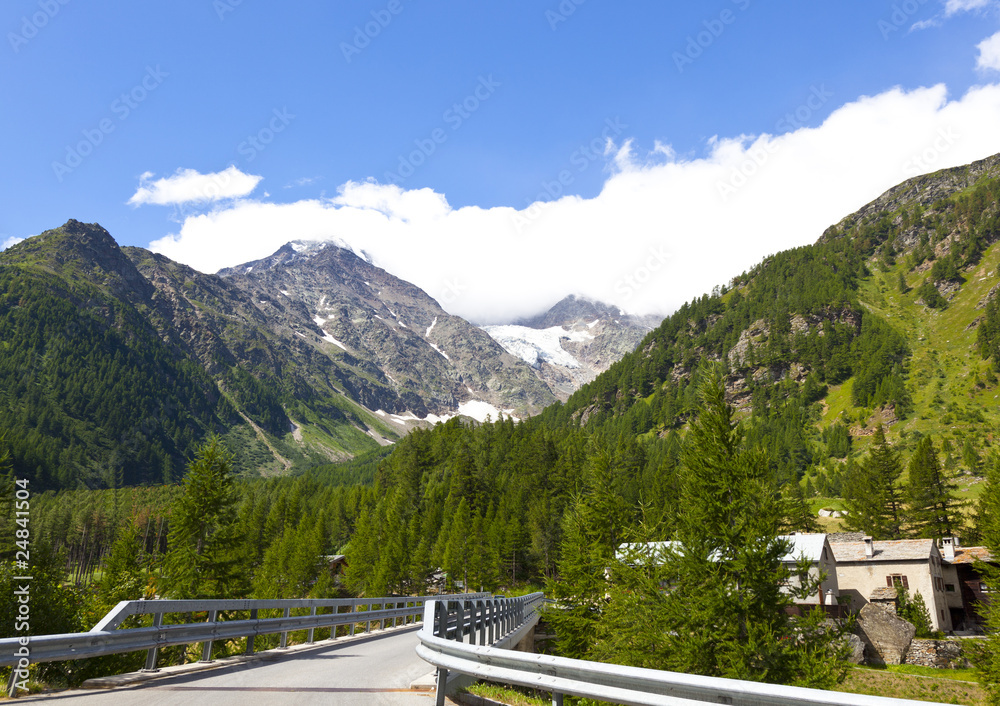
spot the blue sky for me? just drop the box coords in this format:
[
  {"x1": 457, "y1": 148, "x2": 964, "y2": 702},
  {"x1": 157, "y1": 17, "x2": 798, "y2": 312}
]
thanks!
[{"x1": 3, "y1": 1, "x2": 1000, "y2": 323}]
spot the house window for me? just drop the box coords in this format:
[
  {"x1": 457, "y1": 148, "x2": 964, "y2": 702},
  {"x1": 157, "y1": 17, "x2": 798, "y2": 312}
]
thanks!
[
  {"x1": 934, "y1": 577, "x2": 945, "y2": 592},
  {"x1": 887, "y1": 575, "x2": 909, "y2": 589},
  {"x1": 945, "y1": 584, "x2": 956, "y2": 592},
  {"x1": 983, "y1": 582, "x2": 992, "y2": 593}
]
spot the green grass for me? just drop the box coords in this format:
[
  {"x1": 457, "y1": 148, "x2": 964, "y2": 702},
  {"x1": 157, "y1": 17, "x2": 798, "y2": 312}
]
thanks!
[
  {"x1": 463, "y1": 683, "x2": 550, "y2": 706},
  {"x1": 837, "y1": 665, "x2": 987, "y2": 705}
]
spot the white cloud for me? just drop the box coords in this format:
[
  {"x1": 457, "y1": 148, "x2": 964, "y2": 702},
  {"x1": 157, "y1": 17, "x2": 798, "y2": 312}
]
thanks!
[
  {"x1": 979, "y1": 30, "x2": 1000, "y2": 71},
  {"x1": 150, "y1": 82, "x2": 1000, "y2": 325},
  {"x1": 945, "y1": 0, "x2": 993, "y2": 15},
  {"x1": 128, "y1": 166, "x2": 262, "y2": 206},
  {"x1": 1, "y1": 236, "x2": 24, "y2": 250}
]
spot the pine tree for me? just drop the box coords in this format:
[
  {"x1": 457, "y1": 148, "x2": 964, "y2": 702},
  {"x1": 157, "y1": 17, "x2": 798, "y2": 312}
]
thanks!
[
  {"x1": 976, "y1": 453, "x2": 1000, "y2": 551},
  {"x1": 906, "y1": 435, "x2": 959, "y2": 539},
  {"x1": 843, "y1": 425, "x2": 906, "y2": 539},
  {"x1": 781, "y1": 479, "x2": 820, "y2": 533},
  {"x1": 161, "y1": 436, "x2": 243, "y2": 599},
  {"x1": 98, "y1": 517, "x2": 147, "y2": 605},
  {"x1": 546, "y1": 440, "x2": 632, "y2": 659}
]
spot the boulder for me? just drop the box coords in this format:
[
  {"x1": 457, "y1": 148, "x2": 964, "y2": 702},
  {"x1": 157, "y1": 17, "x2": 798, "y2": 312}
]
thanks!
[
  {"x1": 842, "y1": 634, "x2": 865, "y2": 664},
  {"x1": 856, "y1": 603, "x2": 916, "y2": 665}
]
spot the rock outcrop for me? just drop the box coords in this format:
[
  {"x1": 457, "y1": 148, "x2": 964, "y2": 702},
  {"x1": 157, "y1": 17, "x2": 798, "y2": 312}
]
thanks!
[{"x1": 855, "y1": 603, "x2": 916, "y2": 666}]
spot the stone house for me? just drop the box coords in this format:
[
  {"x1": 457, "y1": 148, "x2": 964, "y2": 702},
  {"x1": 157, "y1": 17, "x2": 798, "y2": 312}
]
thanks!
[
  {"x1": 939, "y1": 537, "x2": 993, "y2": 632},
  {"x1": 828, "y1": 536, "x2": 952, "y2": 632}
]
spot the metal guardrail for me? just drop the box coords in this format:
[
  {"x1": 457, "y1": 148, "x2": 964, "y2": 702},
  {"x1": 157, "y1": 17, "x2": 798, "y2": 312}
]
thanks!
[
  {"x1": 416, "y1": 595, "x2": 944, "y2": 706},
  {"x1": 416, "y1": 593, "x2": 545, "y2": 706},
  {"x1": 3, "y1": 592, "x2": 488, "y2": 696}
]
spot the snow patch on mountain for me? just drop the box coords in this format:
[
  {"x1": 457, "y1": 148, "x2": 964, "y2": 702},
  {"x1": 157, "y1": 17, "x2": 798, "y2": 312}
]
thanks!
[
  {"x1": 322, "y1": 331, "x2": 347, "y2": 350},
  {"x1": 481, "y1": 325, "x2": 594, "y2": 369},
  {"x1": 429, "y1": 343, "x2": 450, "y2": 360}
]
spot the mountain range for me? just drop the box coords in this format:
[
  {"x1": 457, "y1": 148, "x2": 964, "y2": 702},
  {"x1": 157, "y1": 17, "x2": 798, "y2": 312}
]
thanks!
[{"x1": 0, "y1": 221, "x2": 652, "y2": 488}]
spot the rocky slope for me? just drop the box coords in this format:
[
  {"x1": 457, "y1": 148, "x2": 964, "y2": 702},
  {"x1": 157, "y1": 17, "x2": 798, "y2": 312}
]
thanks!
[
  {"x1": 217, "y1": 241, "x2": 557, "y2": 422},
  {"x1": 483, "y1": 295, "x2": 660, "y2": 399}
]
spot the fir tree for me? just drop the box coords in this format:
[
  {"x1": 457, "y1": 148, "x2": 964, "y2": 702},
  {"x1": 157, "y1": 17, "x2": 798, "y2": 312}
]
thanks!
[
  {"x1": 162, "y1": 436, "x2": 243, "y2": 598},
  {"x1": 906, "y1": 435, "x2": 959, "y2": 539},
  {"x1": 843, "y1": 425, "x2": 906, "y2": 539},
  {"x1": 781, "y1": 480, "x2": 820, "y2": 533},
  {"x1": 546, "y1": 440, "x2": 632, "y2": 660},
  {"x1": 976, "y1": 453, "x2": 1000, "y2": 551}
]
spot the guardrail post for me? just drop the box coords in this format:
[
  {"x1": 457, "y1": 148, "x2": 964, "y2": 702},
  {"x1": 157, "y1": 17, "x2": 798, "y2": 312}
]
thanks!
[
  {"x1": 246, "y1": 608, "x2": 258, "y2": 655},
  {"x1": 279, "y1": 607, "x2": 290, "y2": 649},
  {"x1": 435, "y1": 600, "x2": 448, "y2": 639},
  {"x1": 142, "y1": 612, "x2": 162, "y2": 672},
  {"x1": 551, "y1": 693, "x2": 564, "y2": 706},
  {"x1": 307, "y1": 606, "x2": 317, "y2": 644},
  {"x1": 350, "y1": 602, "x2": 356, "y2": 636},
  {"x1": 434, "y1": 667, "x2": 448, "y2": 706},
  {"x1": 200, "y1": 610, "x2": 218, "y2": 662}
]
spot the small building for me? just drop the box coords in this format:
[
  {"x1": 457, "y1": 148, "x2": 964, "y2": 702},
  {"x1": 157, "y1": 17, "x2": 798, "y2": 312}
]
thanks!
[
  {"x1": 828, "y1": 536, "x2": 951, "y2": 632},
  {"x1": 322, "y1": 554, "x2": 349, "y2": 585},
  {"x1": 939, "y1": 537, "x2": 994, "y2": 632}
]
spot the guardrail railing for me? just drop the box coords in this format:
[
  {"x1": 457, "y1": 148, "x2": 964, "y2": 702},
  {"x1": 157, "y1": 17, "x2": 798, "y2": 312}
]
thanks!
[
  {"x1": 416, "y1": 596, "x2": 941, "y2": 706},
  {"x1": 416, "y1": 593, "x2": 545, "y2": 706},
  {"x1": 3, "y1": 592, "x2": 489, "y2": 697}
]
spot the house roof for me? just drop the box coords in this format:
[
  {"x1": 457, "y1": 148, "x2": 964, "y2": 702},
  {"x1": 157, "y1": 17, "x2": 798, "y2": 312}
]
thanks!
[
  {"x1": 829, "y1": 538, "x2": 936, "y2": 563},
  {"x1": 617, "y1": 534, "x2": 829, "y2": 564},
  {"x1": 869, "y1": 586, "x2": 898, "y2": 601},
  {"x1": 947, "y1": 546, "x2": 994, "y2": 565}
]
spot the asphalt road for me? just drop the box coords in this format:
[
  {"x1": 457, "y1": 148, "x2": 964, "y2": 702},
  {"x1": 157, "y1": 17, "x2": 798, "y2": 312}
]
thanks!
[{"x1": 17, "y1": 626, "x2": 456, "y2": 706}]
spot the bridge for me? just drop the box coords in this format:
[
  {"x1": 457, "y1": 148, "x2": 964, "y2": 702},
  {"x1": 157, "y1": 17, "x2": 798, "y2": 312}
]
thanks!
[{"x1": 1, "y1": 593, "x2": 956, "y2": 705}]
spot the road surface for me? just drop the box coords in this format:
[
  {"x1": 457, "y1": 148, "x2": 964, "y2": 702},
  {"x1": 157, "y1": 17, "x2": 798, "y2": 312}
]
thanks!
[{"x1": 18, "y1": 626, "x2": 458, "y2": 705}]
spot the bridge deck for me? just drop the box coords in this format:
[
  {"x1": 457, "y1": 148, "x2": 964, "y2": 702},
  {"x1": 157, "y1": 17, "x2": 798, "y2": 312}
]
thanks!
[{"x1": 16, "y1": 626, "x2": 458, "y2": 705}]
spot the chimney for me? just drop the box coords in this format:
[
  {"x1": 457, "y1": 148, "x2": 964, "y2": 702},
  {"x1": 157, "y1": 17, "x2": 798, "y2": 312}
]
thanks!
[
  {"x1": 941, "y1": 537, "x2": 957, "y2": 562},
  {"x1": 863, "y1": 536, "x2": 874, "y2": 558}
]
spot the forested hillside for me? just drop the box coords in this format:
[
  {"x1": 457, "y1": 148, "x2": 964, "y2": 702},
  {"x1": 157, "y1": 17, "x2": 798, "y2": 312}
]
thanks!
[{"x1": 344, "y1": 153, "x2": 1000, "y2": 596}]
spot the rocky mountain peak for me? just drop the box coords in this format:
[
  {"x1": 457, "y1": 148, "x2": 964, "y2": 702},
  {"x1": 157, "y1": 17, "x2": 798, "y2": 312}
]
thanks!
[
  {"x1": 484, "y1": 295, "x2": 662, "y2": 400},
  {"x1": 5, "y1": 220, "x2": 154, "y2": 301}
]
